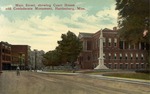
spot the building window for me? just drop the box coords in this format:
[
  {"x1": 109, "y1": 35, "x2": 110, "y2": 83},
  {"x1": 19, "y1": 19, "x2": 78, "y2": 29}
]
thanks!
[
  {"x1": 141, "y1": 54, "x2": 144, "y2": 60},
  {"x1": 136, "y1": 64, "x2": 139, "y2": 69},
  {"x1": 131, "y1": 64, "x2": 134, "y2": 69},
  {"x1": 119, "y1": 41, "x2": 124, "y2": 49},
  {"x1": 130, "y1": 53, "x2": 133, "y2": 60},
  {"x1": 125, "y1": 64, "x2": 128, "y2": 69},
  {"x1": 114, "y1": 64, "x2": 117, "y2": 69},
  {"x1": 109, "y1": 53, "x2": 111, "y2": 59},
  {"x1": 120, "y1": 53, "x2": 122, "y2": 60},
  {"x1": 120, "y1": 64, "x2": 123, "y2": 69},
  {"x1": 83, "y1": 41, "x2": 87, "y2": 50},
  {"x1": 136, "y1": 54, "x2": 138, "y2": 60},
  {"x1": 87, "y1": 41, "x2": 92, "y2": 50},
  {"x1": 125, "y1": 53, "x2": 128, "y2": 60},
  {"x1": 131, "y1": 44, "x2": 135, "y2": 49},
  {"x1": 141, "y1": 42, "x2": 145, "y2": 50},
  {"x1": 87, "y1": 56, "x2": 91, "y2": 61},
  {"x1": 103, "y1": 38, "x2": 106, "y2": 46},
  {"x1": 146, "y1": 43, "x2": 150, "y2": 50},
  {"x1": 114, "y1": 53, "x2": 117, "y2": 59},
  {"x1": 93, "y1": 54, "x2": 96, "y2": 60},
  {"x1": 2, "y1": 49, "x2": 5, "y2": 53},
  {"x1": 139, "y1": 42, "x2": 141, "y2": 50},
  {"x1": 108, "y1": 38, "x2": 111, "y2": 46},
  {"x1": 108, "y1": 64, "x2": 111, "y2": 68},
  {"x1": 128, "y1": 43, "x2": 131, "y2": 49},
  {"x1": 141, "y1": 64, "x2": 144, "y2": 69},
  {"x1": 103, "y1": 53, "x2": 105, "y2": 59},
  {"x1": 125, "y1": 42, "x2": 129, "y2": 49},
  {"x1": 114, "y1": 38, "x2": 117, "y2": 47},
  {"x1": 2, "y1": 55, "x2": 5, "y2": 60}
]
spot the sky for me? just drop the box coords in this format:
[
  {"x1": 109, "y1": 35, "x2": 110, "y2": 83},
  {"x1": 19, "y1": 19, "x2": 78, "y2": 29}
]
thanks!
[{"x1": 0, "y1": 0, "x2": 118, "y2": 52}]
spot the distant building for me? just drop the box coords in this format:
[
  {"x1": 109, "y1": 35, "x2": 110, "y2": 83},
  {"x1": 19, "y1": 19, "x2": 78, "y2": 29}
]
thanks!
[
  {"x1": 29, "y1": 49, "x2": 45, "y2": 70},
  {"x1": 78, "y1": 28, "x2": 149, "y2": 70}
]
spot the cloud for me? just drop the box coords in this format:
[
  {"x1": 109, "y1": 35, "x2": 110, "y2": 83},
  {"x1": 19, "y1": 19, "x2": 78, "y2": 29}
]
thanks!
[
  {"x1": 96, "y1": 5, "x2": 118, "y2": 24},
  {"x1": 0, "y1": 4, "x2": 118, "y2": 52}
]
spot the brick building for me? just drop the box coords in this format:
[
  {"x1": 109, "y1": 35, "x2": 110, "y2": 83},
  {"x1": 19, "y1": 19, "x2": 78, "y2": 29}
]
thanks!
[
  {"x1": 11, "y1": 45, "x2": 31, "y2": 70},
  {"x1": 0, "y1": 41, "x2": 31, "y2": 71},
  {"x1": 0, "y1": 42, "x2": 12, "y2": 71},
  {"x1": 78, "y1": 28, "x2": 149, "y2": 70}
]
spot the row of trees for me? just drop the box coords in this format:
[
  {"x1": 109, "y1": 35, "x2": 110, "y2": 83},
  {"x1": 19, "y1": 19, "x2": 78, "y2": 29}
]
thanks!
[{"x1": 42, "y1": 31, "x2": 82, "y2": 69}]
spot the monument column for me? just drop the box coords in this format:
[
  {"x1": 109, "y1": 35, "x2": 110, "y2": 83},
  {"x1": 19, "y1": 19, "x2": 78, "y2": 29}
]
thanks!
[{"x1": 94, "y1": 29, "x2": 108, "y2": 69}]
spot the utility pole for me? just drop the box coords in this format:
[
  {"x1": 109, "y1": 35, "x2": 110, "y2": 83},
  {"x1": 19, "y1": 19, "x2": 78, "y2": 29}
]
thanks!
[
  {"x1": 19, "y1": 53, "x2": 22, "y2": 70},
  {"x1": 34, "y1": 50, "x2": 37, "y2": 71}
]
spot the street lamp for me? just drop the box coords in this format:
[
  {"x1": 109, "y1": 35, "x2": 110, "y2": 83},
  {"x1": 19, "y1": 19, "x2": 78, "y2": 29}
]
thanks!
[{"x1": 19, "y1": 53, "x2": 25, "y2": 70}]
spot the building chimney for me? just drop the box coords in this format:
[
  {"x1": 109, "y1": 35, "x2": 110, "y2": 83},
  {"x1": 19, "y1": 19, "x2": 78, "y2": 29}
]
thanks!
[{"x1": 113, "y1": 27, "x2": 117, "y2": 31}]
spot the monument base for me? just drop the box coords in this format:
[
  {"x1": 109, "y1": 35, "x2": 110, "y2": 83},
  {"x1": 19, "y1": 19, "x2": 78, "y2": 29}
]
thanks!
[{"x1": 94, "y1": 64, "x2": 108, "y2": 70}]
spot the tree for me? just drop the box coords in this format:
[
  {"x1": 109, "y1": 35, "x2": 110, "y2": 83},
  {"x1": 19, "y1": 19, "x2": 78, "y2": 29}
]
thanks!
[
  {"x1": 115, "y1": 0, "x2": 150, "y2": 65},
  {"x1": 56, "y1": 31, "x2": 82, "y2": 69},
  {"x1": 116, "y1": 0, "x2": 149, "y2": 42},
  {"x1": 42, "y1": 50, "x2": 61, "y2": 69}
]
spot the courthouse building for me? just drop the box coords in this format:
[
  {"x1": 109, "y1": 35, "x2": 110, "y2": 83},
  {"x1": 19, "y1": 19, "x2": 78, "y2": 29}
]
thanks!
[{"x1": 78, "y1": 27, "x2": 149, "y2": 69}]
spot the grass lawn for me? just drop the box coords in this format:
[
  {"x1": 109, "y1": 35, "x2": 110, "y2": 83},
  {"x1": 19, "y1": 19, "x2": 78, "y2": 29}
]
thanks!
[{"x1": 103, "y1": 73, "x2": 150, "y2": 80}]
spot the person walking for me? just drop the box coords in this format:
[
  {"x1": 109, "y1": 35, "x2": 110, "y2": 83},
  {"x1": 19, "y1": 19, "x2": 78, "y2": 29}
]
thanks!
[{"x1": 16, "y1": 66, "x2": 20, "y2": 76}]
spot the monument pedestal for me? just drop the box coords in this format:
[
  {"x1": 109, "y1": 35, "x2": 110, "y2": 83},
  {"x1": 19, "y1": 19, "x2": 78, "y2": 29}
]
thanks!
[{"x1": 94, "y1": 64, "x2": 108, "y2": 69}]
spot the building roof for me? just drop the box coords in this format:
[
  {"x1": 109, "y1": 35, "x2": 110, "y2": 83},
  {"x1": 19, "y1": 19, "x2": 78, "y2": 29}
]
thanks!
[{"x1": 78, "y1": 32, "x2": 94, "y2": 39}]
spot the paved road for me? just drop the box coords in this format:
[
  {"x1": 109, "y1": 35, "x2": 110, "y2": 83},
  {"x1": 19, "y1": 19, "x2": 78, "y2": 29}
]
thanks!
[{"x1": 0, "y1": 71, "x2": 149, "y2": 94}]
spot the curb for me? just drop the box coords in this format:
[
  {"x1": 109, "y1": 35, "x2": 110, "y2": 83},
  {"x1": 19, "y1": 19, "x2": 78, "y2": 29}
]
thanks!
[{"x1": 37, "y1": 71, "x2": 80, "y2": 75}]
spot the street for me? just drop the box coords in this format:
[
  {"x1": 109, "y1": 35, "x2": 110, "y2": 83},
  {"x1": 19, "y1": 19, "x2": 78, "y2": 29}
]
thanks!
[{"x1": 0, "y1": 71, "x2": 149, "y2": 94}]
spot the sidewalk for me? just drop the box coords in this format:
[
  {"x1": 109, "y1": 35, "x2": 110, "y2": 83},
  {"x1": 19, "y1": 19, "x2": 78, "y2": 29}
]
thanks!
[{"x1": 88, "y1": 74, "x2": 150, "y2": 86}]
